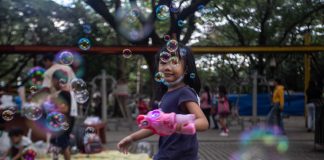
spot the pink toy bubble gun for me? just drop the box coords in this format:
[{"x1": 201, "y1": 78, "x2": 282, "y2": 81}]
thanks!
[{"x1": 136, "y1": 109, "x2": 196, "y2": 136}]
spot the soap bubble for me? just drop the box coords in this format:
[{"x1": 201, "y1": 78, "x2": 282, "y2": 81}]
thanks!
[
  {"x1": 2, "y1": 110, "x2": 14, "y2": 121},
  {"x1": 166, "y1": 40, "x2": 178, "y2": 52},
  {"x1": 122, "y1": 49, "x2": 132, "y2": 58},
  {"x1": 83, "y1": 24, "x2": 92, "y2": 34},
  {"x1": 156, "y1": 5, "x2": 169, "y2": 20},
  {"x1": 46, "y1": 111, "x2": 66, "y2": 132},
  {"x1": 85, "y1": 127, "x2": 96, "y2": 135},
  {"x1": 164, "y1": 35, "x2": 171, "y2": 42},
  {"x1": 160, "y1": 51, "x2": 171, "y2": 63},
  {"x1": 61, "y1": 122, "x2": 70, "y2": 131},
  {"x1": 58, "y1": 50, "x2": 74, "y2": 65},
  {"x1": 30, "y1": 85, "x2": 37, "y2": 94},
  {"x1": 154, "y1": 72, "x2": 165, "y2": 83},
  {"x1": 170, "y1": 56, "x2": 179, "y2": 66},
  {"x1": 177, "y1": 20, "x2": 186, "y2": 27},
  {"x1": 71, "y1": 78, "x2": 87, "y2": 93},
  {"x1": 78, "y1": 38, "x2": 91, "y2": 50},
  {"x1": 23, "y1": 102, "x2": 43, "y2": 121},
  {"x1": 189, "y1": 73, "x2": 196, "y2": 79},
  {"x1": 74, "y1": 90, "x2": 89, "y2": 104}
]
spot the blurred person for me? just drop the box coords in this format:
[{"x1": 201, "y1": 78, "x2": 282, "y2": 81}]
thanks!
[
  {"x1": 268, "y1": 78, "x2": 285, "y2": 134},
  {"x1": 217, "y1": 85, "x2": 230, "y2": 136},
  {"x1": 306, "y1": 80, "x2": 322, "y2": 132},
  {"x1": 49, "y1": 69, "x2": 75, "y2": 160},
  {"x1": 40, "y1": 53, "x2": 78, "y2": 117},
  {"x1": 0, "y1": 128, "x2": 31, "y2": 160},
  {"x1": 137, "y1": 97, "x2": 149, "y2": 115},
  {"x1": 200, "y1": 86, "x2": 212, "y2": 128},
  {"x1": 211, "y1": 93, "x2": 219, "y2": 129}
]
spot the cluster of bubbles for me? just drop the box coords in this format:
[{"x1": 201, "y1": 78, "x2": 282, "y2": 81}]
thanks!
[
  {"x1": 195, "y1": 5, "x2": 215, "y2": 33},
  {"x1": 71, "y1": 78, "x2": 89, "y2": 104},
  {"x1": 230, "y1": 125, "x2": 289, "y2": 160},
  {"x1": 77, "y1": 23, "x2": 92, "y2": 50}
]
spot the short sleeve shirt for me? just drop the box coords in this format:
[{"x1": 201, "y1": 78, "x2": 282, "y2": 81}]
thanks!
[{"x1": 154, "y1": 86, "x2": 199, "y2": 160}]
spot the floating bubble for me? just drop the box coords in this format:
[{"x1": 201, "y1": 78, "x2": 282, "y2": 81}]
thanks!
[
  {"x1": 164, "y1": 35, "x2": 171, "y2": 42},
  {"x1": 2, "y1": 110, "x2": 14, "y2": 121},
  {"x1": 197, "y1": 4, "x2": 205, "y2": 13},
  {"x1": 74, "y1": 90, "x2": 89, "y2": 104},
  {"x1": 83, "y1": 24, "x2": 92, "y2": 34},
  {"x1": 122, "y1": 49, "x2": 132, "y2": 58},
  {"x1": 61, "y1": 122, "x2": 70, "y2": 131},
  {"x1": 58, "y1": 50, "x2": 74, "y2": 65},
  {"x1": 28, "y1": 66, "x2": 45, "y2": 83},
  {"x1": 203, "y1": 21, "x2": 214, "y2": 33},
  {"x1": 179, "y1": 47, "x2": 187, "y2": 57},
  {"x1": 85, "y1": 127, "x2": 96, "y2": 135},
  {"x1": 170, "y1": 1, "x2": 180, "y2": 13},
  {"x1": 154, "y1": 72, "x2": 165, "y2": 83},
  {"x1": 177, "y1": 20, "x2": 186, "y2": 27},
  {"x1": 156, "y1": 5, "x2": 170, "y2": 20},
  {"x1": 127, "y1": 8, "x2": 140, "y2": 23},
  {"x1": 166, "y1": 40, "x2": 178, "y2": 52},
  {"x1": 71, "y1": 78, "x2": 87, "y2": 93},
  {"x1": 30, "y1": 85, "x2": 37, "y2": 94},
  {"x1": 160, "y1": 51, "x2": 171, "y2": 63},
  {"x1": 170, "y1": 56, "x2": 179, "y2": 66},
  {"x1": 46, "y1": 112, "x2": 66, "y2": 132},
  {"x1": 78, "y1": 38, "x2": 91, "y2": 50},
  {"x1": 190, "y1": 73, "x2": 196, "y2": 79},
  {"x1": 23, "y1": 102, "x2": 43, "y2": 121}
]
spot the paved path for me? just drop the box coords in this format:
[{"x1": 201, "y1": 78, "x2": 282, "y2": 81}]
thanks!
[{"x1": 104, "y1": 116, "x2": 324, "y2": 160}]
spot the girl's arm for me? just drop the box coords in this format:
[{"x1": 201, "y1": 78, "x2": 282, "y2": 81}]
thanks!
[
  {"x1": 128, "y1": 129, "x2": 154, "y2": 141},
  {"x1": 117, "y1": 129, "x2": 154, "y2": 154},
  {"x1": 182, "y1": 101, "x2": 209, "y2": 131}
]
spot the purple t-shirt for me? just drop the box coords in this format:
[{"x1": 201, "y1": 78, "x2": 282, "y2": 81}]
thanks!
[{"x1": 154, "y1": 86, "x2": 199, "y2": 160}]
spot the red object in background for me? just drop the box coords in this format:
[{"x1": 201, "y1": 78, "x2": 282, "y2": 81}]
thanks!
[{"x1": 137, "y1": 99, "x2": 149, "y2": 114}]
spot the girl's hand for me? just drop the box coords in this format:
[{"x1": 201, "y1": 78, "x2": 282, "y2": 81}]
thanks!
[{"x1": 117, "y1": 136, "x2": 133, "y2": 154}]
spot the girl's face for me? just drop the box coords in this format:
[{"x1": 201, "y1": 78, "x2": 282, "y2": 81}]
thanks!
[{"x1": 158, "y1": 57, "x2": 185, "y2": 83}]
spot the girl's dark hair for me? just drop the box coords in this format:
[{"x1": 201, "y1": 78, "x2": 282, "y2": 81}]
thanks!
[
  {"x1": 153, "y1": 43, "x2": 201, "y2": 100},
  {"x1": 218, "y1": 85, "x2": 227, "y2": 97},
  {"x1": 204, "y1": 86, "x2": 211, "y2": 104}
]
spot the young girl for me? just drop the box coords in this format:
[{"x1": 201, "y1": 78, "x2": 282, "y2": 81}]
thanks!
[
  {"x1": 117, "y1": 44, "x2": 209, "y2": 160},
  {"x1": 217, "y1": 85, "x2": 230, "y2": 136}
]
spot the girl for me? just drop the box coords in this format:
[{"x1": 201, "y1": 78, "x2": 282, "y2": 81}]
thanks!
[
  {"x1": 217, "y1": 85, "x2": 230, "y2": 136},
  {"x1": 200, "y1": 86, "x2": 212, "y2": 129},
  {"x1": 117, "y1": 43, "x2": 209, "y2": 160}
]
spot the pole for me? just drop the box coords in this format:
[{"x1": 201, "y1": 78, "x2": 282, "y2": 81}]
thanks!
[
  {"x1": 101, "y1": 70, "x2": 108, "y2": 122},
  {"x1": 252, "y1": 71, "x2": 258, "y2": 125},
  {"x1": 304, "y1": 32, "x2": 311, "y2": 126}
]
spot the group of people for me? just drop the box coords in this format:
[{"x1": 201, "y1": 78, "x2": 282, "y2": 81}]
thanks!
[
  {"x1": 200, "y1": 85, "x2": 231, "y2": 136},
  {"x1": 1, "y1": 54, "x2": 77, "y2": 160}
]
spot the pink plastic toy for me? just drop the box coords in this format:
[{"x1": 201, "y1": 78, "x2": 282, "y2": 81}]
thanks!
[{"x1": 136, "y1": 109, "x2": 196, "y2": 136}]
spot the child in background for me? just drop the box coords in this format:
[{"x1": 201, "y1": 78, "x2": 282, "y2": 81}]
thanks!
[
  {"x1": 117, "y1": 43, "x2": 209, "y2": 160},
  {"x1": 0, "y1": 128, "x2": 31, "y2": 160},
  {"x1": 217, "y1": 85, "x2": 230, "y2": 136},
  {"x1": 49, "y1": 69, "x2": 75, "y2": 160}
]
